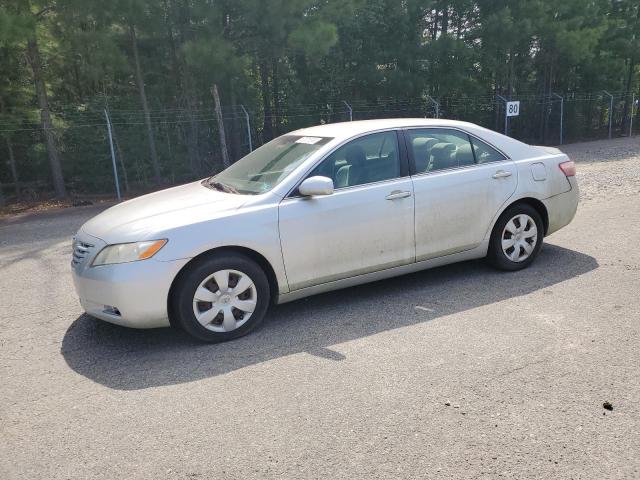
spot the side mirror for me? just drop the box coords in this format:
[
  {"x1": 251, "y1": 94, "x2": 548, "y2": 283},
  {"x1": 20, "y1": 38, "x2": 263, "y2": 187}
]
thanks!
[{"x1": 298, "y1": 176, "x2": 334, "y2": 196}]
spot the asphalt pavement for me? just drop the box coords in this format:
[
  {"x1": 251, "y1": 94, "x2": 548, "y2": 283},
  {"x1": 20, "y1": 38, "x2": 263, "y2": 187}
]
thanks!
[{"x1": 1, "y1": 137, "x2": 639, "y2": 479}]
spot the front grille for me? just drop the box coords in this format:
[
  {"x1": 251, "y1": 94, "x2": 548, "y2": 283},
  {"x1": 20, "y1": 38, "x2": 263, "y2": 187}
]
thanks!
[{"x1": 71, "y1": 237, "x2": 95, "y2": 266}]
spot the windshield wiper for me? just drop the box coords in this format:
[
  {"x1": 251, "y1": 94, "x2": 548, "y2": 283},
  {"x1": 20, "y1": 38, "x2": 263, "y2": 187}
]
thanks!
[{"x1": 205, "y1": 178, "x2": 239, "y2": 194}]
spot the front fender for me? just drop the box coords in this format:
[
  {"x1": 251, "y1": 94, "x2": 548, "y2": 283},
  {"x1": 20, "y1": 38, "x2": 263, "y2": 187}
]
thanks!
[{"x1": 154, "y1": 203, "x2": 289, "y2": 295}]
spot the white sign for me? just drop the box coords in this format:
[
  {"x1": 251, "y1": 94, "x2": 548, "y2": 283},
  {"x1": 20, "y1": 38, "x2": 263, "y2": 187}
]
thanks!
[{"x1": 506, "y1": 101, "x2": 520, "y2": 117}]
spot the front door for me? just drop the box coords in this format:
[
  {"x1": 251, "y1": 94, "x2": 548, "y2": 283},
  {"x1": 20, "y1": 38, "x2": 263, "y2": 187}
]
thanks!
[{"x1": 278, "y1": 130, "x2": 415, "y2": 291}]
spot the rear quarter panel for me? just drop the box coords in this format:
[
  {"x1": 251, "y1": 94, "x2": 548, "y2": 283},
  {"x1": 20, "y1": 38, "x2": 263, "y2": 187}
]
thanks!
[
  {"x1": 482, "y1": 148, "x2": 577, "y2": 240},
  {"x1": 468, "y1": 136, "x2": 577, "y2": 242},
  {"x1": 514, "y1": 149, "x2": 573, "y2": 200}
]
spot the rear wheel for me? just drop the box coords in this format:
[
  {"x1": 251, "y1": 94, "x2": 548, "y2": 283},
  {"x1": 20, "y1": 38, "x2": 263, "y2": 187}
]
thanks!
[
  {"x1": 172, "y1": 253, "x2": 270, "y2": 342},
  {"x1": 487, "y1": 204, "x2": 543, "y2": 271}
]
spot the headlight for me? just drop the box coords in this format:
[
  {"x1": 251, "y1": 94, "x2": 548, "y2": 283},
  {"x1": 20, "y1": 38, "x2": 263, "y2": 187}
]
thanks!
[{"x1": 92, "y1": 240, "x2": 167, "y2": 266}]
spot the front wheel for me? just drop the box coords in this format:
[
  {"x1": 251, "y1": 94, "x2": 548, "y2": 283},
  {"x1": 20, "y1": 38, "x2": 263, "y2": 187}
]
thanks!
[
  {"x1": 487, "y1": 204, "x2": 543, "y2": 271},
  {"x1": 172, "y1": 253, "x2": 270, "y2": 342}
]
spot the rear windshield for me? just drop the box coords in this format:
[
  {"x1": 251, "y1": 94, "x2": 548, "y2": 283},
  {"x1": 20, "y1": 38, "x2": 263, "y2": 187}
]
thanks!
[{"x1": 205, "y1": 135, "x2": 333, "y2": 194}]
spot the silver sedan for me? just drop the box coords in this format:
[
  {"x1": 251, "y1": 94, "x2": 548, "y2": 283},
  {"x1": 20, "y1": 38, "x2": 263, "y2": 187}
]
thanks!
[{"x1": 71, "y1": 119, "x2": 578, "y2": 342}]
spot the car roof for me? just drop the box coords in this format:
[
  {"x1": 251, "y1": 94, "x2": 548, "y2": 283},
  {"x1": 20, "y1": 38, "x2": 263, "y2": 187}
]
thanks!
[
  {"x1": 293, "y1": 118, "x2": 481, "y2": 139},
  {"x1": 291, "y1": 117, "x2": 545, "y2": 160}
]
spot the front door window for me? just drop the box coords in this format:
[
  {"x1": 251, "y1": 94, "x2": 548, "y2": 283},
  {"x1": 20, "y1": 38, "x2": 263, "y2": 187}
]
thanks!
[{"x1": 308, "y1": 131, "x2": 401, "y2": 188}]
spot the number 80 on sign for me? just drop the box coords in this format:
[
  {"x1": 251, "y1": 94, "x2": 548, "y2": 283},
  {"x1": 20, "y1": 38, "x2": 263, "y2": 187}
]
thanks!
[{"x1": 506, "y1": 101, "x2": 520, "y2": 117}]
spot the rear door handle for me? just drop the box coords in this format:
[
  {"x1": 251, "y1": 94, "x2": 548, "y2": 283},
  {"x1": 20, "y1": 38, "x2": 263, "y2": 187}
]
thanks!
[
  {"x1": 385, "y1": 190, "x2": 412, "y2": 200},
  {"x1": 492, "y1": 170, "x2": 513, "y2": 179}
]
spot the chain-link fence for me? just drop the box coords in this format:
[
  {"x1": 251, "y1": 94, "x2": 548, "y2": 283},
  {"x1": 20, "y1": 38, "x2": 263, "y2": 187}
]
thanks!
[{"x1": 0, "y1": 91, "x2": 638, "y2": 203}]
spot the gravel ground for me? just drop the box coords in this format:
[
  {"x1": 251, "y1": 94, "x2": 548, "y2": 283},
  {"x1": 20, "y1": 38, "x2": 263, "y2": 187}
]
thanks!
[
  {"x1": 1, "y1": 136, "x2": 639, "y2": 479},
  {"x1": 563, "y1": 136, "x2": 640, "y2": 202}
]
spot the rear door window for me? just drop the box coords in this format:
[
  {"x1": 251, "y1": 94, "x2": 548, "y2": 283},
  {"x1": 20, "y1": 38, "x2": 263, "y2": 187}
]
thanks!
[
  {"x1": 469, "y1": 137, "x2": 507, "y2": 164},
  {"x1": 406, "y1": 129, "x2": 476, "y2": 173}
]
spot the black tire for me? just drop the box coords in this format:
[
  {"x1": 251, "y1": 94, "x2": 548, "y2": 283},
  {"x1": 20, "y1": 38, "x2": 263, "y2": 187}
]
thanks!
[
  {"x1": 487, "y1": 203, "x2": 544, "y2": 271},
  {"x1": 171, "y1": 252, "x2": 270, "y2": 342}
]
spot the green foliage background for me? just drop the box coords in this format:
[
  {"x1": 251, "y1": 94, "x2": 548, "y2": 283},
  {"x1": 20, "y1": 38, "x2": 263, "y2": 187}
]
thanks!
[{"x1": 0, "y1": 0, "x2": 638, "y2": 201}]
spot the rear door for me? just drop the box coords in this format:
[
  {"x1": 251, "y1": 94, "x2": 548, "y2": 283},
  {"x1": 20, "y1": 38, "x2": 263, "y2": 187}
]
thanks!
[{"x1": 405, "y1": 128, "x2": 517, "y2": 261}]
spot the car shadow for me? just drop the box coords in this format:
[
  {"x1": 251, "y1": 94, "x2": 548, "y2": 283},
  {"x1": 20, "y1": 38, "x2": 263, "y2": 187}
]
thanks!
[{"x1": 61, "y1": 244, "x2": 598, "y2": 390}]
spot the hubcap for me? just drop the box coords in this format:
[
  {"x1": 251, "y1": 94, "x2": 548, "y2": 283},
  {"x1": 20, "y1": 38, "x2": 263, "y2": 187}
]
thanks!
[
  {"x1": 192, "y1": 269, "x2": 257, "y2": 332},
  {"x1": 501, "y1": 214, "x2": 538, "y2": 263}
]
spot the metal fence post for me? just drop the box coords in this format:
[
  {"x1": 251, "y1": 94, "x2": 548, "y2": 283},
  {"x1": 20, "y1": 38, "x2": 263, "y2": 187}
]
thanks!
[
  {"x1": 426, "y1": 95, "x2": 440, "y2": 118},
  {"x1": 603, "y1": 90, "x2": 614, "y2": 140},
  {"x1": 551, "y1": 93, "x2": 564, "y2": 145},
  {"x1": 496, "y1": 94, "x2": 508, "y2": 135},
  {"x1": 240, "y1": 105, "x2": 252, "y2": 152},
  {"x1": 103, "y1": 109, "x2": 121, "y2": 200},
  {"x1": 342, "y1": 101, "x2": 353, "y2": 121}
]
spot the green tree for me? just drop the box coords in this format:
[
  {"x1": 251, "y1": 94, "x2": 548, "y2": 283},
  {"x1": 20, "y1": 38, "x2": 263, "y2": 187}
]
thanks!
[
  {"x1": 606, "y1": 0, "x2": 640, "y2": 130},
  {"x1": 0, "y1": 0, "x2": 638, "y2": 202},
  {"x1": 0, "y1": 1, "x2": 66, "y2": 198}
]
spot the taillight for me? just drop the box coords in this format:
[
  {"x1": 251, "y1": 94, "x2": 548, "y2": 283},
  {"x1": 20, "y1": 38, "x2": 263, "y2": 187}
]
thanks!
[{"x1": 559, "y1": 160, "x2": 576, "y2": 177}]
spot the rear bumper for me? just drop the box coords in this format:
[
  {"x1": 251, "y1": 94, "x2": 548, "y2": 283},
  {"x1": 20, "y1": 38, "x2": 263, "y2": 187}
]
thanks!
[
  {"x1": 72, "y1": 255, "x2": 189, "y2": 329},
  {"x1": 543, "y1": 176, "x2": 579, "y2": 235}
]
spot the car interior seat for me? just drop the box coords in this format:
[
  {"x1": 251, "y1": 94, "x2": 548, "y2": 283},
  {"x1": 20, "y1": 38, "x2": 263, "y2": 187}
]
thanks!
[
  {"x1": 336, "y1": 144, "x2": 367, "y2": 187},
  {"x1": 372, "y1": 148, "x2": 399, "y2": 182},
  {"x1": 412, "y1": 137, "x2": 438, "y2": 172},
  {"x1": 428, "y1": 143, "x2": 457, "y2": 171},
  {"x1": 455, "y1": 143, "x2": 475, "y2": 167}
]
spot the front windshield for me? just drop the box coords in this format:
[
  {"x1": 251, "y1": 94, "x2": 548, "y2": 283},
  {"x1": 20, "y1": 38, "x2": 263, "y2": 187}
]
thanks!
[{"x1": 206, "y1": 134, "x2": 333, "y2": 194}]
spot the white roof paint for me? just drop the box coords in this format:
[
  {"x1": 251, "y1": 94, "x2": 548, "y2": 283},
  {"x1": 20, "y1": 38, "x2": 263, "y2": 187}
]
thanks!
[{"x1": 293, "y1": 118, "x2": 547, "y2": 160}]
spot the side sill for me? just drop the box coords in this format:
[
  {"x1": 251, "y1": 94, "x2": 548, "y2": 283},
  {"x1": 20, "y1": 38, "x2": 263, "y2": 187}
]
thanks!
[{"x1": 276, "y1": 243, "x2": 488, "y2": 305}]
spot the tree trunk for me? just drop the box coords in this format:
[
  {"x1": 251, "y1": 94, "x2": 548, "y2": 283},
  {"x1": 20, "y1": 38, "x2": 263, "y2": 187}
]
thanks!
[
  {"x1": 165, "y1": 116, "x2": 176, "y2": 182},
  {"x1": 163, "y1": 0, "x2": 182, "y2": 92},
  {"x1": 230, "y1": 83, "x2": 241, "y2": 160},
  {"x1": 259, "y1": 61, "x2": 274, "y2": 141},
  {"x1": 26, "y1": 37, "x2": 66, "y2": 198},
  {"x1": 0, "y1": 98, "x2": 20, "y2": 200},
  {"x1": 72, "y1": 49, "x2": 84, "y2": 102},
  {"x1": 441, "y1": 3, "x2": 449, "y2": 35},
  {"x1": 622, "y1": 6, "x2": 640, "y2": 135},
  {"x1": 185, "y1": 98, "x2": 201, "y2": 175},
  {"x1": 184, "y1": 91, "x2": 201, "y2": 176},
  {"x1": 175, "y1": 44, "x2": 201, "y2": 174},
  {"x1": 493, "y1": 56, "x2": 500, "y2": 131},
  {"x1": 538, "y1": 61, "x2": 549, "y2": 143},
  {"x1": 211, "y1": 84, "x2": 230, "y2": 168},
  {"x1": 6, "y1": 136, "x2": 20, "y2": 199},
  {"x1": 431, "y1": 8, "x2": 439, "y2": 40},
  {"x1": 272, "y1": 59, "x2": 280, "y2": 136},
  {"x1": 129, "y1": 23, "x2": 161, "y2": 185},
  {"x1": 171, "y1": 0, "x2": 201, "y2": 174},
  {"x1": 507, "y1": 48, "x2": 514, "y2": 98},
  {"x1": 181, "y1": 75, "x2": 201, "y2": 175},
  {"x1": 622, "y1": 56, "x2": 636, "y2": 134}
]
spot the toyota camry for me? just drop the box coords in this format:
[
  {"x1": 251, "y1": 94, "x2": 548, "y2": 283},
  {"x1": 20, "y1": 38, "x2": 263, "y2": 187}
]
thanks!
[{"x1": 71, "y1": 119, "x2": 578, "y2": 342}]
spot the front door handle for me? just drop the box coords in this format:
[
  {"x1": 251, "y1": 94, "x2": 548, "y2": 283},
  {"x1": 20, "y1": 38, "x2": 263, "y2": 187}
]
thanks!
[
  {"x1": 385, "y1": 190, "x2": 412, "y2": 200},
  {"x1": 492, "y1": 170, "x2": 513, "y2": 179}
]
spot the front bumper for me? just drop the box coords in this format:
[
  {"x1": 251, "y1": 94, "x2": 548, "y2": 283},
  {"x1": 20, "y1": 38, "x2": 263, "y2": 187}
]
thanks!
[{"x1": 71, "y1": 232, "x2": 190, "y2": 329}]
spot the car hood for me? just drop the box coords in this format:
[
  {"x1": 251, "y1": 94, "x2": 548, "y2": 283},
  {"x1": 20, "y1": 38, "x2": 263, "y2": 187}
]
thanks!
[{"x1": 80, "y1": 181, "x2": 249, "y2": 243}]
